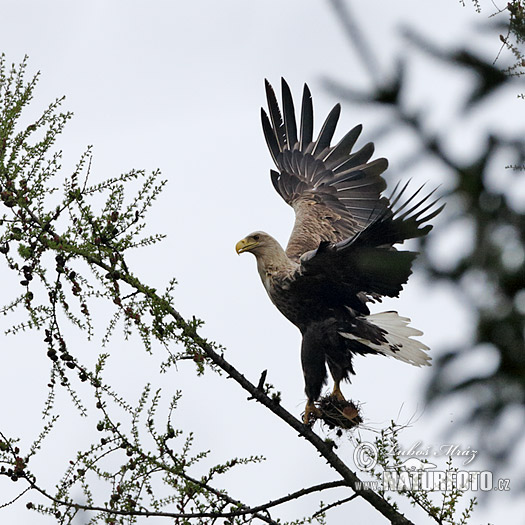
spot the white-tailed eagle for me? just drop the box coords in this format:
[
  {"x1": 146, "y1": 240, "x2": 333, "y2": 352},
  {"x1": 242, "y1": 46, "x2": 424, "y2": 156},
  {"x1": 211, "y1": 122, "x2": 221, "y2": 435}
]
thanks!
[{"x1": 236, "y1": 79, "x2": 443, "y2": 424}]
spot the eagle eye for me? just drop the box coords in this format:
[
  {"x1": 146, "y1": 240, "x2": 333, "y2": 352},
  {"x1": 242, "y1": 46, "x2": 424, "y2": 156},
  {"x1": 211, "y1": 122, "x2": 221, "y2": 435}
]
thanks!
[{"x1": 253, "y1": 234, "x2": 260, "y2": 241}]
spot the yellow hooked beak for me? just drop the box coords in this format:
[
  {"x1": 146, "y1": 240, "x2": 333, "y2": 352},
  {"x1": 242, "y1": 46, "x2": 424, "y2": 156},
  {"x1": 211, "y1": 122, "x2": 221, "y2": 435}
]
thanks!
[{"x1": 235, "y1": 237, "x2": 259, "y2": 255}]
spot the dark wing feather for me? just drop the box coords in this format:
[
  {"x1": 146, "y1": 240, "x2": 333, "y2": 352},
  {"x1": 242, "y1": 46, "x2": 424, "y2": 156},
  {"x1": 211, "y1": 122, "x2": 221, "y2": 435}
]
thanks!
[
  {"x1": 281, "y1": 78, "x2": 298, "y2": 149},
  {"x1": 323, "y1": 124, "x2": 362, "y2": 169},
  {"x1": 299, "y1": 84, "x2": 313, "y2": 149},
  {"x1": 261, "y1": 109, "x2": 280, "y2": 166},
  {"x1": 264, "y1": 80, "x2": 285, "y2": 151},
  {"x1": 345, "y1": 182, "x2": 445, "y2": 248},
  {"x1": 290, "y1": 187, "x2": 444, "y2": 309},
  {"x1": 262, "y1": 79, "x2": 389, "y2": 261},
  {"x1": 311, "y1": 104, "x2": 341, "y2": 157},
  {"x1": 333, "y1": 142, "x2": 375, "y2": 175}
]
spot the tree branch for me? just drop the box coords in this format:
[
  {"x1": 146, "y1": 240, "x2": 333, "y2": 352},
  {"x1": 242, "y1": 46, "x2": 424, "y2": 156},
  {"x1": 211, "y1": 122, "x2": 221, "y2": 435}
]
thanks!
[
  {"x1": 14, "y1": 216, "x2": 414, "y2": 524},
  {"x1": 60, "y1": 245, "x2": 412, "y2": 523},
  {"x1": 20, "y1": 473, "x2": 347, "y2": 523},
  {"x1": 312, "y1": 493, "x2": 359, "y2": 518}
]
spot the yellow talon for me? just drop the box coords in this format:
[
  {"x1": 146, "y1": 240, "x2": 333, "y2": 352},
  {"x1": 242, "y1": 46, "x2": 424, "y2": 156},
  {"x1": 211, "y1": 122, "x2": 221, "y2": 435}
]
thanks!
[
  {"x1": 331, "y1": 382, "x2": 346, "y2": 401},
  {"x1": 303, "y1": 400, "x2": 321, "y2": 424}
]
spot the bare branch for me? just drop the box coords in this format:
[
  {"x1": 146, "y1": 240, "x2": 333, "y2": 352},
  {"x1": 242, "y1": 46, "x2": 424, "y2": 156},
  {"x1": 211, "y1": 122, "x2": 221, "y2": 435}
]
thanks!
[
  {"x1": 19, "y1": 474, "x2": 346, "y2": 523},
  {"x1": 312, "y1": 493, "x2": 358, "y2": 518}
]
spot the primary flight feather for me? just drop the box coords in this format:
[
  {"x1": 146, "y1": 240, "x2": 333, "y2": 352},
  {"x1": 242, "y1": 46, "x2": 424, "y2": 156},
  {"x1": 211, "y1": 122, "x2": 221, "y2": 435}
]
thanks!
[{"x1": 236, "y1": 79, "x2": 444, "y2": 424}]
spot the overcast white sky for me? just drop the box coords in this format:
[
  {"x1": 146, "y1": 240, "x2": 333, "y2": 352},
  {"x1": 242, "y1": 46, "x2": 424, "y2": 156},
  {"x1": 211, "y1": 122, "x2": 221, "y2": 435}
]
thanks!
[{"x1": 1, "y1": 1, "x2": 524, "y2": 524}]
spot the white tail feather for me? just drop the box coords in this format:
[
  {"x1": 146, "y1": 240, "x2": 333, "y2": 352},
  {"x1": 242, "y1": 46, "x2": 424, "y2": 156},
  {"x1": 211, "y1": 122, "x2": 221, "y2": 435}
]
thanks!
[{"x1": 339, "y1": 311, "x2": 431, "y2": 367}]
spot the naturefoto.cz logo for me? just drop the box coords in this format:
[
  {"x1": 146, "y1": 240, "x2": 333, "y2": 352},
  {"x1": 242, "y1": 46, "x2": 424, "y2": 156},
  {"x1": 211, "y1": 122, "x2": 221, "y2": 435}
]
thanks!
[{"x1": 353, "y1": 442, "x2": 511, "y2": 492}]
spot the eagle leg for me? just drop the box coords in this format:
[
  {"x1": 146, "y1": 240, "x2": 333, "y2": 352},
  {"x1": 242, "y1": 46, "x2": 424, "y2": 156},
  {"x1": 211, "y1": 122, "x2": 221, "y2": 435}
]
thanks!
[
  {"x1": 303, "y1": 400, "x2": 322, "y2": 425},
  {"x1": 331, "y1": 380, "x2": 346, "y2": 401}
]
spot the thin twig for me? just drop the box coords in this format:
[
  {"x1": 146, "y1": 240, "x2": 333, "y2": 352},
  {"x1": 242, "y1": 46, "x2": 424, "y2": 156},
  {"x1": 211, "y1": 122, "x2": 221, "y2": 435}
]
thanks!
[
  {"x1": 0, "y1": 485, "x2": 31, "y2": 509},
  {"x1": 21, "y1": 475, "x2": 346, "y2": 523},
  {"x1": 312, "y1": 493, "x2": 358, "y2": 518}
]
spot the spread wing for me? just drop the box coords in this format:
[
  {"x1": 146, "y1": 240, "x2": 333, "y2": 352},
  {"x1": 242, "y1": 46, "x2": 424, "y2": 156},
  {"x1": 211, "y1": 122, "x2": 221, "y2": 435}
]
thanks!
[
  {"x1": 289, "y1": 182, "x2": 445, "y2": 313},
  {"x1": 262, "y1": 78, "x2": 390, "y2": 262}
]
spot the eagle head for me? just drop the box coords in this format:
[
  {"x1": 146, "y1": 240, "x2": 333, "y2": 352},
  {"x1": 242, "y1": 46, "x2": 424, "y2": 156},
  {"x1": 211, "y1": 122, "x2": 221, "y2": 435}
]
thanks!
[{"x1": 235, "y1": 231, "x2": 273, "y2": 256}]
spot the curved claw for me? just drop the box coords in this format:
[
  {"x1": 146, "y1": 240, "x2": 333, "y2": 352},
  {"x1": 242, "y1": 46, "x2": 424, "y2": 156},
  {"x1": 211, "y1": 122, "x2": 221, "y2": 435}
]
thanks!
[{"x1": 303, "y1": 400, "x2": 322, "y2": 425}]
